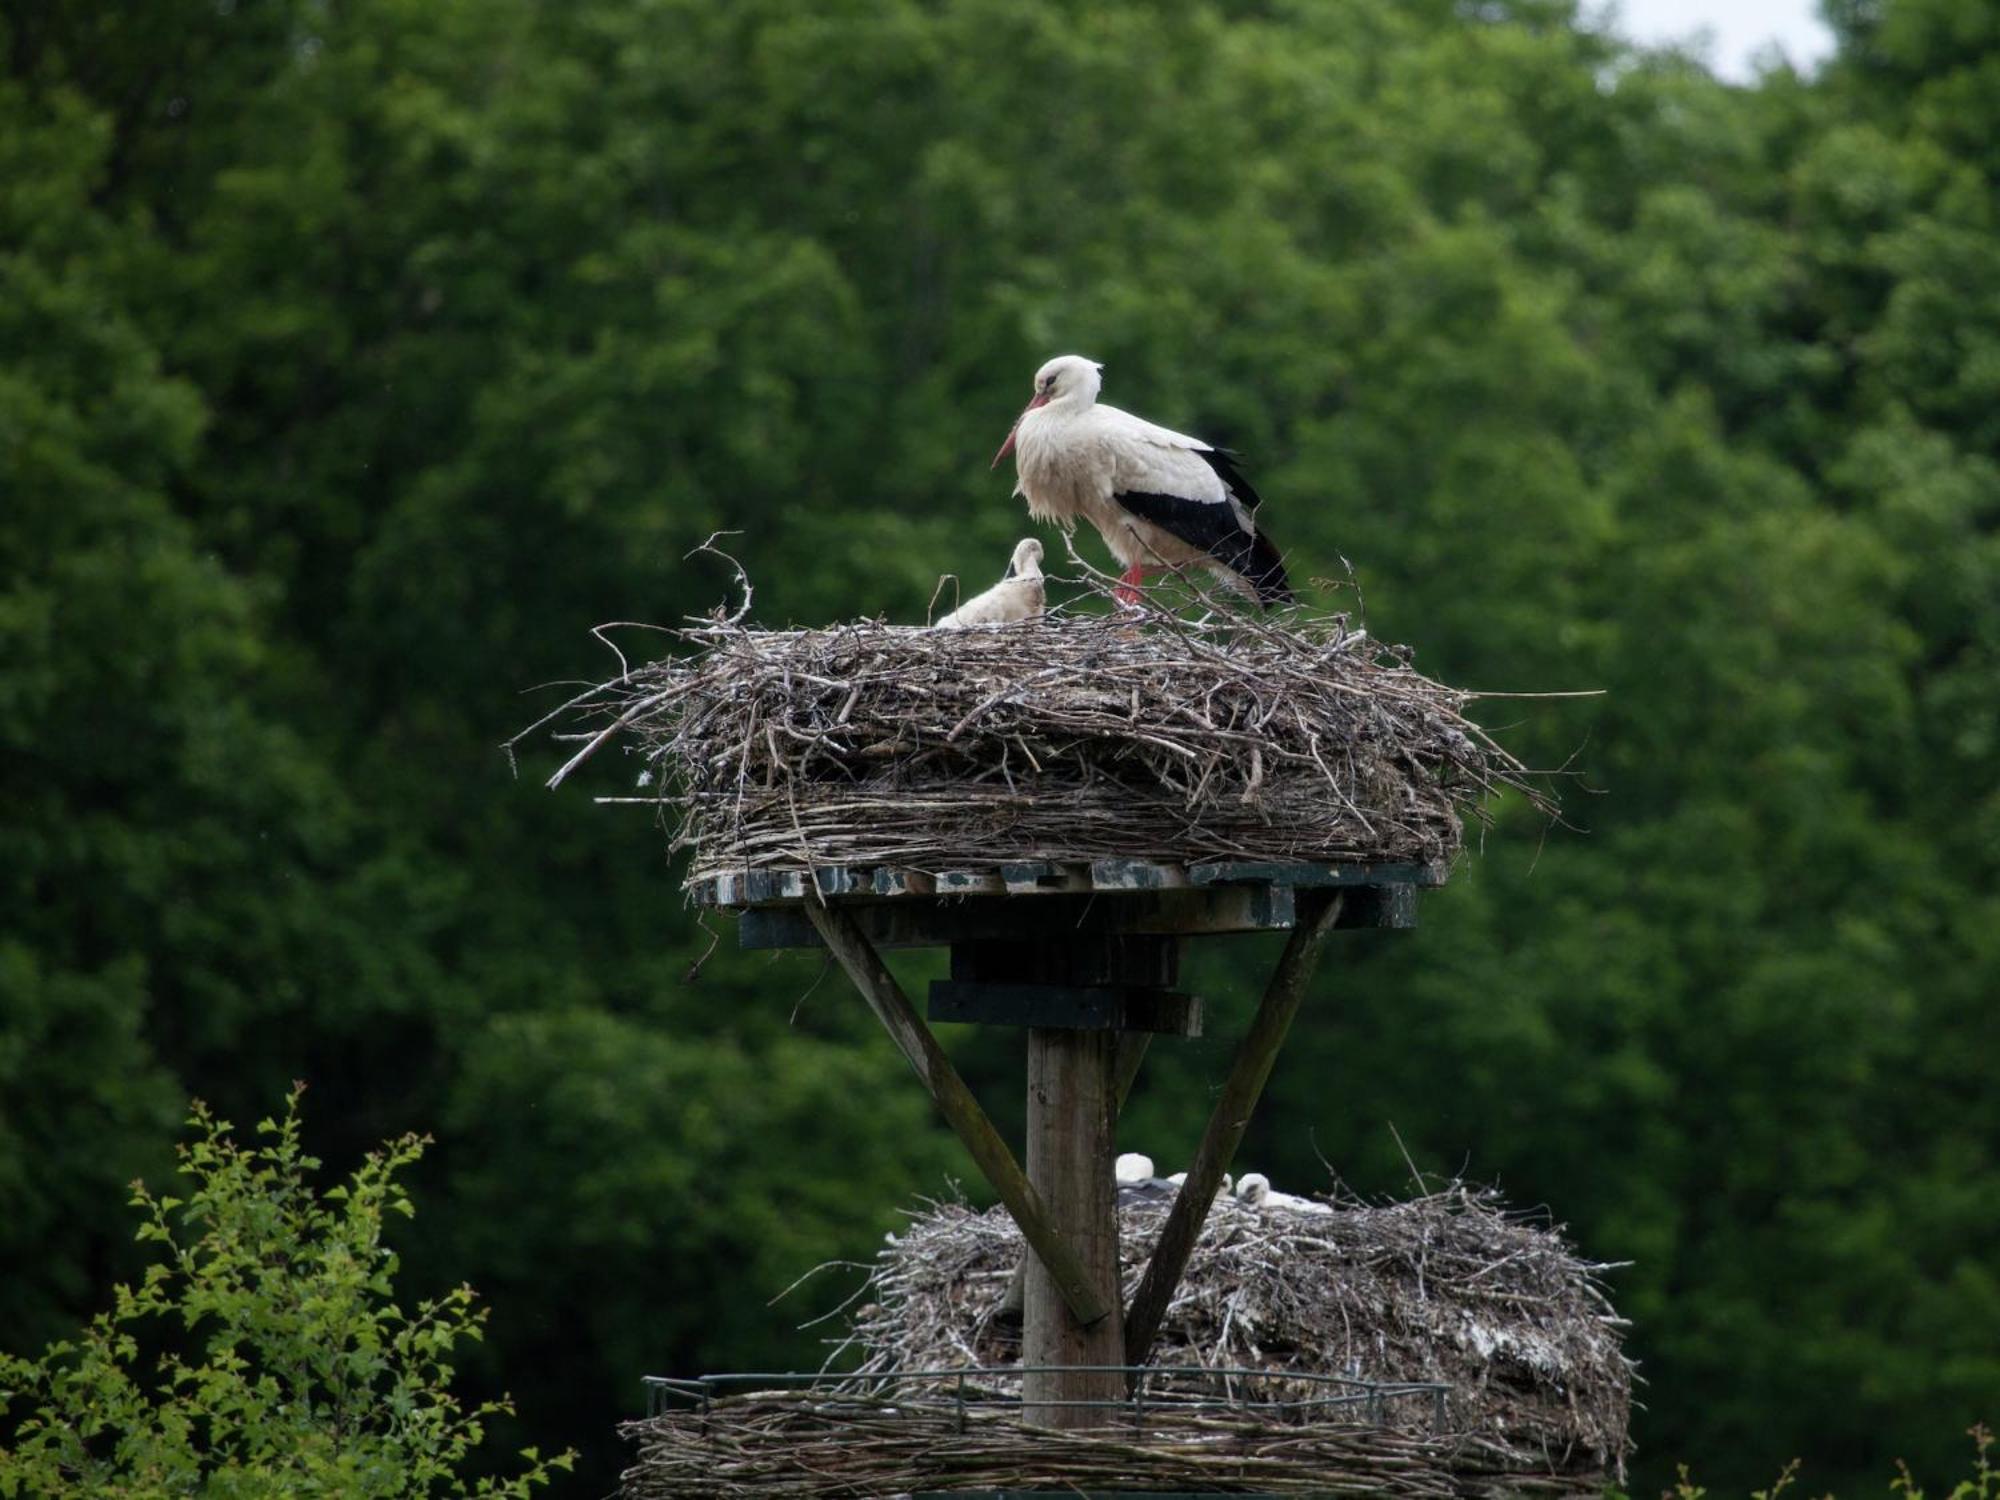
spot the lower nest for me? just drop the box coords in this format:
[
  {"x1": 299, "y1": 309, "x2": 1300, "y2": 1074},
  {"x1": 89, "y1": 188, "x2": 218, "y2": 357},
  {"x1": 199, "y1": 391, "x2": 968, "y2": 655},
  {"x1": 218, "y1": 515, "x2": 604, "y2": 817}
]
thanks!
[
  {"x1": 620, "y1": 1391, "x2": 1604, "y2": 1500},
  {"x1": 838, "y1": 1188, "x2": 1634, "y2": 1485}
]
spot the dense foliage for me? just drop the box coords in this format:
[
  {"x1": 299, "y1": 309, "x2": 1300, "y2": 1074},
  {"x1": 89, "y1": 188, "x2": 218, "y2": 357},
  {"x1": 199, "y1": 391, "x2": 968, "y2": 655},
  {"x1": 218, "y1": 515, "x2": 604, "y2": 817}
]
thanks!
[
  {"x1": 2, "y1": 0, "x2": 1994, "y2": 1491},
  {"x1": 0, "y1": 1088, "x2": 569, "y2": 1495}
]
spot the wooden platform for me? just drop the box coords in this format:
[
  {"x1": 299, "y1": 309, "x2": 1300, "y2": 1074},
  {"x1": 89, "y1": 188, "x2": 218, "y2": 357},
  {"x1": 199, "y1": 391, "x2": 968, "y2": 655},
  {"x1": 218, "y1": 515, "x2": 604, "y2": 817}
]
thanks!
[
  {"x1": 685, "y1": 860, "x2": 1449, "y2": 1425},
  {"x1": 690, "y1": 858, "x2": 1445, "y2": 951}
]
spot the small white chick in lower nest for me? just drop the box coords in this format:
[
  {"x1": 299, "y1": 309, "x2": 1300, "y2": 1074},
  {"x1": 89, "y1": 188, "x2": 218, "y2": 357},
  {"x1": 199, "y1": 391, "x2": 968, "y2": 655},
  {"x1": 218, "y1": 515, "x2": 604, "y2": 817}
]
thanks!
[
  {"x1": 934, "y1": 538, "x2": 1044, "y2": 627},
  {"x1": 1114, "y1": 1152, "x2": 1155, "y2": 1185},
  {"x1": 1235, "y1": 1170, "x2": 1332, "y2": 1215}
]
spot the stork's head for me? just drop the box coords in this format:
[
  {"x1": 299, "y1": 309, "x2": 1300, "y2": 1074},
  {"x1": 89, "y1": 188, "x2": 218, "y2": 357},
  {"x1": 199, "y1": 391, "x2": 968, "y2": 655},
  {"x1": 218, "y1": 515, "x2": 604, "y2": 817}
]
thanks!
[
  {"x1": 1235, "y1": 1172, "x2": 1271, "y2": 1207},
  {"x1": 1003, "y1": 537, "x2": 1044, "y2": 580},
  {"x1": 992, "y1": 354, "x2": 1104, "y2": 467}
]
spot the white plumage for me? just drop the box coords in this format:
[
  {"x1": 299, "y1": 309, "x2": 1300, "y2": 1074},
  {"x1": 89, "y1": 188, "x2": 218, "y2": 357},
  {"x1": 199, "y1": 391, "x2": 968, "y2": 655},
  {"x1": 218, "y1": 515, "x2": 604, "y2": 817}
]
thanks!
[
  {"x1": 992, "y1": 355, "x2": 1292, "y2": 606},
  {"x1": 1234, "y1": 1170, "x2": 1332, "y2": 1215},
  {"x1": 934, "y1": 538, "x2": 1045, "y2": 628},
  {"x1": 1114, "y1": 1151, "x2": 1156, "y2": 1185}
]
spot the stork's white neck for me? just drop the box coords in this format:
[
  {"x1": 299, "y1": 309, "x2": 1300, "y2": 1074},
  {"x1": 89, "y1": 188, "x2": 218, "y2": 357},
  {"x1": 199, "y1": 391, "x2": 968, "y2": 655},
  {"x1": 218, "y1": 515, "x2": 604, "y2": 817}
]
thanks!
[{"x1": 1051, "y1": 368, "x2": 1101, "y2": 411}]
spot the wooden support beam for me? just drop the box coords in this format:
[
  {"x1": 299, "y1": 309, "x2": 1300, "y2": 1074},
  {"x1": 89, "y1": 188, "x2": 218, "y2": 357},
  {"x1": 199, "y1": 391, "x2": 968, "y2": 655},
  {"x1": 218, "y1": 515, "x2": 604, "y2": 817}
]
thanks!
[
  {"x1": 1023, "y1": 1026, "x2": 1124, "y2": 1423},
  {"x1": 802, "y1": 900, "x2": 1111, "y2": 1329},
  {"x1": 1122, "y1": 891, "x2": 1346, "y2": 1374},
  {"x1": 999, "y1": 1032, "x2": 1152, "y2": 1322}
]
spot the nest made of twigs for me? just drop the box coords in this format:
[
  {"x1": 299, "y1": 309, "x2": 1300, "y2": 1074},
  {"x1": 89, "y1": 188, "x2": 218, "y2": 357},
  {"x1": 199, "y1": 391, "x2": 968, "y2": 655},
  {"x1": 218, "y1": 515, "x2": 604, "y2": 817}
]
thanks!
[
  {"x1": 619, "y1": 1386, "x2": 1597, "y2": 1499},
  {"x1": 619, "y1": 1186, "x2": 1632, "y2": 1499},
  {"x1": 834, "y1": 1184, "x2": 1633, "y2": 1485},
  {"x1": 522, "y1": 582, "x2": 1550, "y2": 886}
]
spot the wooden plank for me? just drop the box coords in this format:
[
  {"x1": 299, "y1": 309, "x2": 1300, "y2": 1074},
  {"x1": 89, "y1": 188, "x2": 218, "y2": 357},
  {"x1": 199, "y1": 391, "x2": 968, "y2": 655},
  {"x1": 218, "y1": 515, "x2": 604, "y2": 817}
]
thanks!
[
  {"x1": 950, "y1": 935, "x2": 1177, "y2": 989},
  {"x1": 999, "y1": 1030, "x2": 1152, "y2": 1325},
  {"x1": 929, "y1": 983, "x2": 1201, "y2": 1036},
  {"x1": 694, "y1": 858, "x2": 1440, "y2": 908},
  {"x1": 1186, "y1": 859, "x2": 1446, "y2": 889},
  {"x1": 736, "y1": 886, "x2": 1296, "y2": 951},
  {"x1": 1122, "y1": 890, "x2": 1347, "y2": 1375},
  {"x1": 1000, "y1": 861, "x2": 1090, "y2": 894},
  {"x1": 1088, "y1": 859, "x2": 1190, "y2": 891},
  {"x1": 872, "y1": 868, "x2": 937, "y2": 898},
  {"x1": 743, "y1": 869, "x2": 808, "y2": 904},
  {"x1": 1023, "y1": 1025, "x2": 1124, "y2": 1424},
  {"x1": 936, "y1": 869, "x2": 1006, "y2": 896},
  {"x1": 802, "y1": 901, "x2": 1111, "y2": 1329},
  {"x1": 813, "y1": 865, "x2": 872, "y2": 898},
  {"x1": 1340, "y1": 883, "x2": 1419, "y2": 929}
]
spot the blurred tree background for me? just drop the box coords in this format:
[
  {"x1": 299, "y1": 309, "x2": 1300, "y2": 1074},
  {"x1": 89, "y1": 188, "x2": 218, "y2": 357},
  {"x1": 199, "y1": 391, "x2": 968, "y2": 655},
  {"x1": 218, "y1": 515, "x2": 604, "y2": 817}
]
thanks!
[{"x1": 3, "y1": 0, "x2": 1995, "y2": 1492}]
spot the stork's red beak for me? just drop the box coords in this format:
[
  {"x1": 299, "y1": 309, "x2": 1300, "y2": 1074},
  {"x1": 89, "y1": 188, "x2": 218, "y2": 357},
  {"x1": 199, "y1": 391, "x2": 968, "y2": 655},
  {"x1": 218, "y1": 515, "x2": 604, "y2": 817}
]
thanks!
[{"x1": 991, "y1": 391, "x2": 1051, "y2": 468}]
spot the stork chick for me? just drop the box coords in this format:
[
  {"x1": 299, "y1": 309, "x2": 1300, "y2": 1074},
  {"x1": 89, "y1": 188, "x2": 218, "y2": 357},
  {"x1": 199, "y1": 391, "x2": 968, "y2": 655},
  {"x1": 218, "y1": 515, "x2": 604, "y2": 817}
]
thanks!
[
  {"x1": 1115, "y1": 1151, "x2": 1156, "y2": 1185},
  {"x1": 1234, "y1": 1170, "x2": 1332, "y2": 1215},
  {"x1": 935, "y1": 538, "x2": 1045, "y2": 628},
  {"x1": 993, "y1": 355, "x2": 1292, "y2": 607}
]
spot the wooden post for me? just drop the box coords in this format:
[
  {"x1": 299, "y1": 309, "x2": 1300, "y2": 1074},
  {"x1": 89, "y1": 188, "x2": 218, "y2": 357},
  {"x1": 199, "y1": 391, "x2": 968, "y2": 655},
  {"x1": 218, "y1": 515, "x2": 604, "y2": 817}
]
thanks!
[
  {"x1": 803, "y1": 901, "x2": 1112, "y2": 1327},
  {"x1": 1123, "y1": 890, "x2": 1346, "y2": 1373},
  {"x1": 1022, "y1": 1025, "x2": 1124, "y2": 1426},
  {"x1": 999, "y1": 1032, "x2": 1150, "y2": 1322}
]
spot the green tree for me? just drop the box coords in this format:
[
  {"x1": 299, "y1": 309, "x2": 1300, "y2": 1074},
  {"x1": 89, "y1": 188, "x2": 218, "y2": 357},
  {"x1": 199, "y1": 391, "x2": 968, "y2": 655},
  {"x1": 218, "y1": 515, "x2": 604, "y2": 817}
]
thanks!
[
  {"x1": 0, "y1": 1086, "x2": 570, "y2": 1497},
  {"x1": 5, "y1": 0, "x2": 1998, "y2": 1491}
]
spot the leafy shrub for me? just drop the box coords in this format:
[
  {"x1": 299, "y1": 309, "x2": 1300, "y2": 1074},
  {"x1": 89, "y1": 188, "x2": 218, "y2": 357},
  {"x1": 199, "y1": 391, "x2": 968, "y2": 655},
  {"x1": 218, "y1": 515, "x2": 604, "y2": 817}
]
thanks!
[{"x1": 0, "y1": 1085, "x2": 571, "y2": 1497}]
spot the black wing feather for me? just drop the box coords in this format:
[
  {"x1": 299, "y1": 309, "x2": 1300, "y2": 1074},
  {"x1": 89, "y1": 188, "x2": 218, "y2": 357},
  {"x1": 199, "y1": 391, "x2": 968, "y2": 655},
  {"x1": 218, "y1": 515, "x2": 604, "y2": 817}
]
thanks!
[
  {"x1": 1196, "y1": 447, "x2": 1264, "y2": 510},
  {"x1": 1113, "y1": 489, "x2": 1294, "y2": 606}
]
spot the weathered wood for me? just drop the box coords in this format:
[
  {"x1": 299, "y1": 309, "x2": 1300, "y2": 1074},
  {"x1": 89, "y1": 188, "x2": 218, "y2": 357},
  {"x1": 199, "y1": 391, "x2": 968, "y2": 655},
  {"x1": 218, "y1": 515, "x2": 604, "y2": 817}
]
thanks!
[
  {"x1": 1023, "y1": 1025, "x2": 1124, "y2": 1423},
  {"x1": 998, "y1": 1032, "x2": 1151, "y2": 1323},
  {"x1": 938, "y1": 934, "x2": 1190, "y2": 1035},
  {"x1": 1122, "y1": 891, "x2": 1347, "y2": 1374},
  {"x1": 803, "y1": 901, "x2": 1112, "y2": 1328},
  {"x1": 736, "y1": 886, "x2": 1298, "y2": 951},
  {"x1": 1186, "y1": 859, "x2": 1447, "y2": 889},
  {"x1": 929, "y1": 982, "x2": 1201, "y2": 1035},
  {"x1": 689, "y1": 857, "x2": 1442, "y2": 911},
  {"x1": 950, "y1": 935, "x2": 1179, "y2": 989},
  {"x1": 1001, "y1": 861, "x2": 1092, "y2": 894},
  {"x1": 871, "y1": 867, "x2": 936, "y2": 898},
  {"x1": 936, "y1": 869, "x2": 1007, "y2": 895},
  {"x1": 1087, "y1": 858, "x2": 1191, "y2": 891}
]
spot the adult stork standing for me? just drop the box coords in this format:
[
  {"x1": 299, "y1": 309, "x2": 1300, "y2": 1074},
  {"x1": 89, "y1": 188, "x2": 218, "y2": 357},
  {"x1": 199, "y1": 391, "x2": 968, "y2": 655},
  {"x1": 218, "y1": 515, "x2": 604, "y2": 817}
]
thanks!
[{"x1": 992, "y1": 355, "x2": 1293, "y2": 606}]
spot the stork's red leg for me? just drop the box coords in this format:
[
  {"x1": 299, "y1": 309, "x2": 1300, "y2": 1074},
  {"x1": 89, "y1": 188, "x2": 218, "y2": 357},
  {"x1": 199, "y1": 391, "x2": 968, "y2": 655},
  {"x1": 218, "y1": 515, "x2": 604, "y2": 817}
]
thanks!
[{"x1": 1114, "y1": 564, "x2": 1147, "y2": 607}]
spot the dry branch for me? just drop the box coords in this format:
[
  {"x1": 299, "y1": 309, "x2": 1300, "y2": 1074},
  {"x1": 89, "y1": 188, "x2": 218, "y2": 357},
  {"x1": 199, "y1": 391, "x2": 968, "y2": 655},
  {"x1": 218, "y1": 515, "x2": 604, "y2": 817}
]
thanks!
[
  {"x1": 620, "y1": 1389, "x2": 1590, "y2": 1499},
  {"x1": 839, "y1": 1185, "x2": 1632, "y2": 1483},
  {"x1": 617, "y1": 1186, "x2": 1633, "y2": 1499},
  {"x1": 518, "y1": 590, "x2": 1553, "y2": 883}
]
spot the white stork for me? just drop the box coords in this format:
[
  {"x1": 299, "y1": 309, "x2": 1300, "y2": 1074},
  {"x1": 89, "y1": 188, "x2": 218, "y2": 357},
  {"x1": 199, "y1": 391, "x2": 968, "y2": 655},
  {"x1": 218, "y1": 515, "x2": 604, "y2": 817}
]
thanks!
[
  {"x1": 934, "y1": 538, "x2": 1045, "y2": 628},
  {"x1": 992, "y1": 355, "x2": 1293, "y2": 607}
]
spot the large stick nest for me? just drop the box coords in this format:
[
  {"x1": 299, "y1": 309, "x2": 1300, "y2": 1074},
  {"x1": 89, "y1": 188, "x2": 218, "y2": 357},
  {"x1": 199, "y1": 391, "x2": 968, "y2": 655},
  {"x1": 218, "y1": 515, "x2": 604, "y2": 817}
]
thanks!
[
  {"x1": 846, "y1": 1185, "x2": 1632, "y2": 1483},
  {"x1": 619, "y1": 1186, "x2": 1632, "y2": 1499},
  {"x1": 523, "y1": 583, "x2": 1550, "y2": 885},
  {"x1": 621, "y1": 1389, "x2": 1588, "y2": 1499}
]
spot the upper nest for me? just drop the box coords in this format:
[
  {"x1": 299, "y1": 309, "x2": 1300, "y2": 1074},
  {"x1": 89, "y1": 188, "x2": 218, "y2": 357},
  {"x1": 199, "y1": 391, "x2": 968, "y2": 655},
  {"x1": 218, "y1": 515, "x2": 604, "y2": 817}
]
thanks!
[
  {"x1": 526, "y1": 596, "x2": 1547, "y2": 887},
  {"x1": 836, "y1": 1185, "x2": 1634, "y2": 1485}
]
